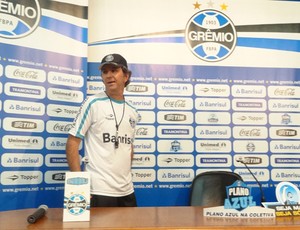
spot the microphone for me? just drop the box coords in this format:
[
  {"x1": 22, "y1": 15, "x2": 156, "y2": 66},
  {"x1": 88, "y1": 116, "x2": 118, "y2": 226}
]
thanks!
[
  {"x1": 27, "y1": 205, "x2": 48, "y2": 224},
  {"x1": 236, "y1": 158, "x2": 266, "y2": 205}
]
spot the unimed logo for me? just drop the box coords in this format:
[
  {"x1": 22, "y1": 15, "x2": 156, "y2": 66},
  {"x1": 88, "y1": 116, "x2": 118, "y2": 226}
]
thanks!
[
  {"x1": 185, "y1": 10, "x2": 236, "y2": 62},
  {"x1": 0, "y1": 0, "x2": 41, "y2": 38}
]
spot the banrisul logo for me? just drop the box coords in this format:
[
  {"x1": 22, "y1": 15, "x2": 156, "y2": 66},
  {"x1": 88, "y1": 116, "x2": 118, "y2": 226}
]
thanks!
[
  {"x1": 185, "y1": 10, "x2": 236, "y2": 62},
  {"x1": 0, "y1": 0, "x2": 41, "y2": 38}
]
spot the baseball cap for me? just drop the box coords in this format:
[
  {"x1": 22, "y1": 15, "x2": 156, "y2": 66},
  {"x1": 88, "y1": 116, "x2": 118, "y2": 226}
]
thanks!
[{"x1": 99, "y1": 53, "x2": 128, "y2": 71}]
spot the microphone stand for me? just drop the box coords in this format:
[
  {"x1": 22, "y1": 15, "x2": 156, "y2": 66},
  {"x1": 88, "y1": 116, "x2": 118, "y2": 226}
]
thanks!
[{"x1": 239, "y1": 160, "x2": 266, "y2": 205}]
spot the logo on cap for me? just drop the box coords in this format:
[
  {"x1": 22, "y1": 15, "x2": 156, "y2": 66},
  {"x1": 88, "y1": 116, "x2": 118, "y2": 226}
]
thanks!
[{"x1": 105, "y1": 54, "x2": 115, "y2": 62}]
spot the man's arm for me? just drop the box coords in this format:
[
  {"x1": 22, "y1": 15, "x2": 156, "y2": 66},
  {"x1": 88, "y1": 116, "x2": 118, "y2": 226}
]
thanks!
[
  {"x1": 131, "y1": 144, "x2": 134, "y2": 161},
  {"x1": 66, "y1": 134, "x2": 82, "y2": 171}
]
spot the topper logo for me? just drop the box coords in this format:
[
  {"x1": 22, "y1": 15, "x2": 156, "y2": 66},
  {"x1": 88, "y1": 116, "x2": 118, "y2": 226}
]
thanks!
[
  {"x1": 0, "y1": 0, "x2": 41, "y2": 38},
  {"x1": 185, "y1": 10, "x2": 236, "y2": 62}
]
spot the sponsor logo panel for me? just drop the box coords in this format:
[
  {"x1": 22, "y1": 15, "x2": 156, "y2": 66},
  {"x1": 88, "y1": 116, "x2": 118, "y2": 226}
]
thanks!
[
  {"x1": 2, "y1": 135, "x2": 44, "y2": 149},
  {"x1": 46, "y1": 120, "x2": 73, "y2": 134},
  {"x1": 195, "y1": 98, "x2": 230, "y2": 111},
  {"x1": 271, "y1": 169, "x2": 300, "y2": 182},
  {"x1": 196, "y1": 140, "x2": 231, "y2": 153},
  {"x1": 132, "y1": 154, "x2": 156, "y2": 167},
  {"x1": 4, "y1": 82, "x2": 46, "y2": 99},
  {"x1": 233, "y1": 140, "x2": 269, "y2": 153},
  {"x1": 270, "y1": 141, "x2": 300, "y2": 153},
  {"x1": 269, "y1": 113, "x2": 300, "y2": 125},
  {"x1": 268, "y1": 99, "x2": 300, "y2": 112},
  {"x1": 157, "y1": 83, "x2": 193, "y2": 96},
  {"x1": 157, "y1": 140, "x2": 194, "y2": 153},
  {"x1": 87, "y1": 81, "x2": 105, "y2": 95},
  {"x1": 157, "y1": 154, "x2": 194, "y2": 167},
  {"x1": 157, "y1": 111, "x2": 193, "y2": 124},
  {"x1": 48, "y1": 72, "x2": 84, "y2": 88},
  {"x1": 196, "y1": 126, "x2": 231, "y2": 139},
  {"x1": 5, "y1": 65, "x2": 46, "y2": 82},
  {"x1": 125, "y1": 83, "x2": 155, "y2": 95},
  {"x1": 157, "y1": 97, "x2": 193, "y2": 110},
  {"x1": 232, "y1": 99, "x2": 267, "y2": 111},
  {"x1": 196, "y1": 168, "x2": 232, "y2": 176},
  {"x1": 135, "y1": 125, "x2": 156, "y2": 138},
  {"x1": 1, "y1": 153, "x2": 43, "y2": 167},
  {"x1": 232, "y1": 112, "x2": 267, "y2": 125},
  {"x1": 132, "y1": 169, "x2": 156, "y2": 182},
  {"x1": 271, "y1": 155, "x2": 300, "y2": 168},
  {"x1": 47, "y1": 88, "x2": 83, "y2": 103},
  {"x1": 233, "y1": 126, "x2": 268, "y2": 139},
  {"x1": 268, "y1": 86, "x2": 300, "y2": 98},
  {"x1": 234, "y1": 155, "x2": 269, "y2": 167},
  {"x1": 157, "y1": 125, "x2": 194, "y2": 139},
  {"x1": 133, "y1": 140, "x2": 156, "y2": 153},
  {"x1": 138, "y1": 111, "x2": 155, "y2": 124},
  {"x1": 0, "y1": 64, "x2": 3, "y2": 76},
  {"x1": 235, "y1": 169, "x2": 270, "y2": 182},
  {"x1": 126, "y1": 96, "x2": 155, "y2": 110},
  {"x1": 45, "y1": 154, "x2": 68, "y2": 167},
  {"x1": 3, "y1": 117, "x2": 44, "y2": 132},
  {"x1": 1, "y1": 171, "x2": 43, "y2": 185},
  {"x1": 195, "y1": 112, "x2": 231, "y2": 124},
  {"x1": 47, "y1": 104, "x2": 80, "y2": 118},
  {"x1": 196, "y1": 154, "x2": 232, "y2": 167},
  {"x1": 44, "y1": 171, "x2": 67, "y2": 184},
  {"x1": 194, "y1": 84, "x2": 230, "y2": 97},
  {"x1": 231, "y1": 85, "x2": 266, "y2": 98},
  {"x1": 46, "y1": 137, "x2": 82, "y2": 150},
  {"x1": 4, "y1": 99, "x2": 45, "y2": 116},
  {"x1": 269, "y1": 127, "x2": 300, "y2": 139},
  {"x1": 157, "y1": 169, "x2": 194, "y2": 182}
]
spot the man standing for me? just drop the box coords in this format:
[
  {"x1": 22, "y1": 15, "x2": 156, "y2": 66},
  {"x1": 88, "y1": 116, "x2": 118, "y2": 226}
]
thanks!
[{"x1": 66, "y1": 53, "x2": 140, "y2": 207}]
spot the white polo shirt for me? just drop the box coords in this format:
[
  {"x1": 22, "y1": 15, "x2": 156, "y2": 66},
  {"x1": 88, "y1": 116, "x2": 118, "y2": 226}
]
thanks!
[{"x1": 69, "y1": 92, "x2": 140, "y2": 196}]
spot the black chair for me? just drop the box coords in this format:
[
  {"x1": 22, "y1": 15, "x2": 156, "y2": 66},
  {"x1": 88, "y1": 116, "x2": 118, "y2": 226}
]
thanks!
[{"x1": 189, "y1": 171, "x2": 243, "y2": 206}]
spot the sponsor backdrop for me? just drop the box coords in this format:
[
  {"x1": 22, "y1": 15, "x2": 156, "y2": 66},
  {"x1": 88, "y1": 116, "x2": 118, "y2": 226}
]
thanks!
[
  {"x1": 0, "y1": 0, "x2": 299, "y2": 211},
  {"x1": 88, "y1": 0, "x2": 300, "y2": 207},
  {"x1": 0, "y1": 0, "x2": 88, "y2": 211}
]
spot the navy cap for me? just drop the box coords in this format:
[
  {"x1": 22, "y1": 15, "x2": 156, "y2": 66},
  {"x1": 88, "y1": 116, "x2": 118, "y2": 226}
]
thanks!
[{"x1": 99, "y1": 53, "x2": 128, "y2": 70}]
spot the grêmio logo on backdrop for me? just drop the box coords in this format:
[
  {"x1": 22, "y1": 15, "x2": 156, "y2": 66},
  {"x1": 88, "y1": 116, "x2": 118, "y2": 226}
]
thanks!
[
  {"x1": 185, "y1": 10, "x2": 236, "y2": 62},
  {"x1": 0, "y1": 0, "x2": 41, "y2": 38}
]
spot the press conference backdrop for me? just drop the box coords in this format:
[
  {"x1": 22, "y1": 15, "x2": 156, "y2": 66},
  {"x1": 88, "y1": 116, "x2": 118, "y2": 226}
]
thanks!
[
  {"x1": 0, "y1": 0, "x2": 300, "y2": 211},
  {"x1": 0, "y1": 1, "x2": 88, "y2": 211}
]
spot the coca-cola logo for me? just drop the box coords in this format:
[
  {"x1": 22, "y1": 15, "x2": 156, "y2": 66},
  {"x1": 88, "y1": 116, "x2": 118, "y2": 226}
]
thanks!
[
  {"x1": 239, "y1": 129, "x2": 261, "y2": 136},
  {"x1": 274, "y1": 88, "x2": 295, "y2": 96},
  {"x1": 13, "y1": 69, "x2": 38, "y2": 79},
  {"x1": 136, "y1": 128, "x2": 148, "y2": 136},
  {"x1": 164, "y1": 99, "x2": 186, "y2": 108},
  {"x1": 53, "y1": 123, "x2": 73, "y2": 132}
]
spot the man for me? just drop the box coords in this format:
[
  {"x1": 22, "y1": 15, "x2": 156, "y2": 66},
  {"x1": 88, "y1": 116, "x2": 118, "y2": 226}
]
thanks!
[{"x1": 66, "y1": 53, "x2": 140, "y2": 207}]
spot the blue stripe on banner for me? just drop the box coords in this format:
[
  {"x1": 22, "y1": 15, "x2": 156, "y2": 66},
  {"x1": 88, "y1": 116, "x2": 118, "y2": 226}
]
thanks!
[
  {"x1": 89, "y1": 36, "x2": 300, "y2": 53},
  {"x1": 237, "y1": 37, "x2": 300, "y2": 52},
  {"x1": 39, "y1": 15, "x2": 87, "y2": 43},
  {"x1": 89, "y1": 36, "x2": 185, "y2": 46}
]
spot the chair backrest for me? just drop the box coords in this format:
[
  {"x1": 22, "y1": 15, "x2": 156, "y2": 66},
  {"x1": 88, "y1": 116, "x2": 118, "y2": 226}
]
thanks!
[{"x1": 190, "y1": 171, "x2": 243, "y2": 206}]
